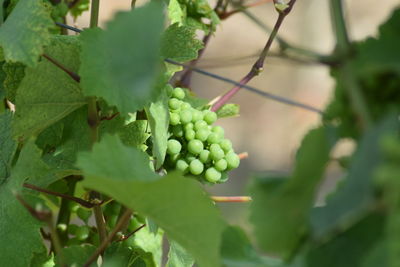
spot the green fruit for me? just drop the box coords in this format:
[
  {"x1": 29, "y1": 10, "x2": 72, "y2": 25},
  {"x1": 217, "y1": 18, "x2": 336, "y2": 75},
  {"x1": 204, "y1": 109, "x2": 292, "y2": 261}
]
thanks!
[
  {"x1": 214, "y1": 159, "x2": 228, "y2": 171},
  {"x1": 212, "y1": 126, "x2": 225, "y2": 136},
  {"x1": 199, "y1": 150, "x2": 210, "y2": 163},
  {"x1": 77, "y1": 208, "x2": 92, "y2": 223},
  {"x1": 180, "y1": 109, "x2": 193, "y2": 124},
  {"x1": 192, "y1": 110, "x2": 203, "y2": 122},
  {"x1": 181, "y1": 102, "x2": 191, "y2": 110},
  {"x1": 194, "y1": 120, "x2": 208, "y2": 130},
  {"x1": 185, "y1": 129, "x2": 196, "y2": 140},
  {"x1": 210, "y1": 144, "x2": 224, "y2": 160},
  {"x1": 195, "y1": 128, "x2": 210, "y2": 142},
  {"x1": 207, "y1": 132, "x2": 222, "y2": 144},
  {"x1": 167, "y1": 139, "x2": 182, "y2": 155},
  {"x1": 226, "y1": 152, "x2": 240, "y2": 169},
  {"x1": 170, "y1": 112, "x2": 180, "y2": 125},
  {"x1": 173, "y1": 87, "x2": 185, "y2": 100},
  {"x1": 189, "y1": 159, "x2": 204, "y2": 175},
  {"x1": 76, "y1": 226, "x2": 90, "y2": 240},
  {"x1": 205, "y1": 167, "x2": 221, "y2": 182},
  {"x1": 176, "y1": 159, "x2": 189, "y2": 173},
  {"x1": 168, "y1": 98, "x2": 181, "y2": 110},
  {"x1": 188, "y1": 139, "x2": 204, "y2": 154},
  {"x1": 184, "y1": 122, "x2": 194, "y2": 131},
  {"x1": 203, "y1": 110, "x2": 217, "y2": 124},
  {"x1": 172, "y1": 125, "x2": 184, "y2": 137},
  {"x1": 220, "y1": 139, "x2": 232, "y2": 152},
  {"x1": 186, "y1": 154, "x2": 197, "y2": 162}
]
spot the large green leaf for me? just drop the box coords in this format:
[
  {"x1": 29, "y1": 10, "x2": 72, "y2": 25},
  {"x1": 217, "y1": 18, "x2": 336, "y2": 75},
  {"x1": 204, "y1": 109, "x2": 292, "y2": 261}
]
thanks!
[
  {"x1": 77, "y1": 135, "x2": 225, "y2": 267},
  {"x1": 145, "y1": 89, "x2": 169, "y2": 169},
  {"x1": 13, "y1": 35, "x2": 85, "y2": 140},
  {"x1": 0, "y1": 141, "x2": 48, "y2": 266},
  {"x1": 79, "y1": 2, "x2": 164, "y2": 115},
  {"x1": 311, "y1": 116, "x2": 399, "y2": 239},
  {"x1": 161, "y1": 23, "x2": 204, "y2": 63},
  {"x1": 249, "y1": 126, "x2": 335, "y2": 257},
  {"x1": 2, "y1": 61, "x2": 25, "y2": 102},
  {"x1": 0, "y1": 0, "x2": 53, "y2": 67},
  {"x1": 166, "y1": 240, "x2": 194, "y2": 267},
  {"x1": 55, "y1": 244, "x2": 97, "y2": 267}
]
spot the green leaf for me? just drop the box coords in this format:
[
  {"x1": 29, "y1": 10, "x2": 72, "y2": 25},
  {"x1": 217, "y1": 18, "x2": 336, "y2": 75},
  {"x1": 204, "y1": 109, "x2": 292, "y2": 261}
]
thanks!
[
  {"x1": 311, "y1": 116, "x2": 399, "y2": 239},
  {"x1": 77, "y1": 136, "x2": 225, "y2": 267},
  {"x1": 249, "y1": 126, "x2": 335, "y2": 257},
  {"x1": 161, "y1": 23, "x2": 204, "y2": 62},
  {"x1": 130, "y1": 226, "x2": 163, "y2": 266},
  {"x1": 166, "y1": 240, "x2": 195, "y2": 267},
  {"x1": 103, "y1": 243, "x2": 156, "y2": 267},
  {"x1": 0, "y1": 141, "x2": 48, "y2": 267},
  {"x1": 2, "y1": 61, "x2": 25, "y2": 102},
  {"x1": 168, "y1": 0, "x2": 185, "y2": 25},
  {"x1": 13, "y1": 35, "x2": 85, "y2": 140},
  {"x1": 0, "y1": 111, "x2": 17, "y2": 182},
  {"x1": 79, "y1": 2, "x2": 164, "y2": 115},
  {"x1": 69, "y1": 0, "x2": 90, "y2": 19},
  {"x1": 146, "y1": 89, "x2": 169, "y2": 169},
  {"x1": 216, "y1": 104, "x2": 240, "y2": 118},
  {"x1": 0, "y1": 0, "x2": 53, "y2": 67},
  {"x1": 55, "y1": 244, "x2": 97, "y2": 267}
]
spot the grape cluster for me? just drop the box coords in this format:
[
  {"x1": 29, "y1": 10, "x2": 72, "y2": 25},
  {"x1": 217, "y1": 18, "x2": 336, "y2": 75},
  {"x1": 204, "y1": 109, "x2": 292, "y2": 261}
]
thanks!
[{"x1": 164, "y1": 87, "x2": 240, "y2": 183}]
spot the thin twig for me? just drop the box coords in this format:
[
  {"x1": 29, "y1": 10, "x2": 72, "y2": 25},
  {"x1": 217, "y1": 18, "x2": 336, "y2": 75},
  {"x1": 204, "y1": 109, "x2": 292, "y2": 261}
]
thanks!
[
  {"x1": 23, "y1": 183, "x2": 97, "y2": 208},
  {"x1": 84, "y1": 209, "x2": 133, "y2": 267},
  {"x1": 211, "y1": 0, "x2": 298, "y2": 111},
  {"x1": 42, "y1": 54, "x2": 81, "y2": 82},
  {"x1": 117, "y1": 224, "x2": 146, "y2": 242},
  {"x1": 55, "y1": 22, "x2": 82, "y2": 33},
  {"x1": 211, "y1": 196, "x2": 252, "y2": 202}
]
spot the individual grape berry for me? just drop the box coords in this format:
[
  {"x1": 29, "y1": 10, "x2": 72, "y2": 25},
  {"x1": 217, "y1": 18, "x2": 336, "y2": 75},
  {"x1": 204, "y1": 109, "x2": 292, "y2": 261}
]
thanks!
[
  {"x1": 192, "y1": 109, "x2": 203, "y2": 122},
  {"x1": 226, "y1": 152, "x2": 240, "y2": 169},
  {"x1": 181, "y1": 102, "x2": 191, "y2": 110},
  {"x1": 188, "y1": 139, "x2": 204, "y2": 155},
  {"x1": 76, "y1": 225, "x2": 90, "y2": 240},
  {"x1": 195, "y1": 128, "x2": 210, "y2": 142},
  {"x1": 68, "y1": 202, "x2": 79, "y2": 213},
  {"x1": 185, "y1": 129, "x2": 196, "y2": 141},
  {"x1": 184, "y1": 122, "x2": 194, "y2": 131},
  {"x1": 168, "y1": 98, "x2": 181, "y2": 110},
  {"x1": 180, "y1": 109, "x2": 193, "y2": 124},
  {"x1": 207, "y1": 132, "x2": 222, "y2": 144},
  {"x1": 186, "y1": 154, "x2": 196, "y2": 163},
  {"x1": 199, "y1": 150, "x2": 210, "y2": 163},
  {"x1": 212, "y1": 125, "x2": 225, "y2": 136},
  {"x1": 210, "y1": 144, "x2": 225, "y2": 161},
  {"x1": 173, "y1": 87, "x2": 185, "y2": 100},
  {"x1": 172, "y1": 125, "x2": 184, "y2": 137},
  {"x1": 167, "y1": 139, "x2": 182, "y2": 155},
  {"x1": 170, "y1": 112, "x2": 180, "y2": 125},
  {"x1": 205, "y1": 167, "x2": 221, "y2": 183},
  {"x1": 77, "y1": 207, "x2": 92, "y2": 223},
  {"x1": 189, "y1": 159, "x2": 204, "y2": 175},
  {"x1": 194, "y1": 120, "x2": 208, "y2": 131},
  {"x1": 214, "y1": 159, "x2": 228, "y2": 171},
  {"x1": 220, "y1": 139, "x2": 232, "y2": 152},
  {"x1": 176, "y1": 159, "x2": 189, "y2": 173},
  {"x1": 203, "y1": 110, "x2": 217, "y2": 124}
]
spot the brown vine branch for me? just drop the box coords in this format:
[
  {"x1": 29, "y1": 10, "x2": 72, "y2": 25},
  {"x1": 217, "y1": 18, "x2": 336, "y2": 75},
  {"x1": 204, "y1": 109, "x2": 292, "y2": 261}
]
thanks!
[
  {"x1": 84, "y1": 209, "x2": 133, "y2": 267},
  {"x1": 211, "y1": 0, "x2": 298, "y2": 111},
  {"x1": 117, "y1": 224, "x2": 146, "y2": 242},
  {"x1": 218, "y1": 0, "x2": 273, "y2": 19},
  {"x1": 23, "y1": 183, "x2": 100, "y2": 208},
  {"x1": 42, "y1": 54, "x2": 81, "y2": 82}
]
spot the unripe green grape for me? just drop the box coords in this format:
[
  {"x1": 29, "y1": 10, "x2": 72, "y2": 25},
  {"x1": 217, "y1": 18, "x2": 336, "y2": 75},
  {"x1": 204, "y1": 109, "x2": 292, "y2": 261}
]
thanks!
[
  {"x1": 173, "y1": 87, "x2": 185, "y2": 100},
  {"x1": 199, "y1": 150, "x2": 210, "y2": 163},
  {"x1": 166, "y1": 85, "x2": 174, "y2": 97},
  {"x1": 180, "y1": 109, "x2": 193, "y2": 124},
  {"x1": 194, "y1": 120, "x2": 208, "y2": 131},
  {"x1": 170, "y1": 112, "x2": 180, "y2": 125},
  {"x1": 168, "y1": 98, "x2": 181, "y2": 110},
  {"x1": 220, "y1": 139, "x2": 232, "y2": 152},
  {"x1": 205, "y1": 167, "x2": 221, "y2": 183},
  {"x1": 184, "y1": 122, "x2": 194, "y2": 131},
  {"x1": 77, "y1": 207, "x2": 92, "y2": 223},
  {"x1": 210, "y1": 144, "x2": 225, "y2": 160},
  {"x1": 203, "y1": 110, "x2": 217, "y2": 124},
  {"x1": 207, "y1": 132, "x2": 222, "y2": 144},
  {"x1": 195, "y1": 128, "x2": 210, "y2": 142},
  {"x1": 185, "y1": 129, "x2": 196, "y2": 141},
  {"x1": 189, "y1": 159, "x2": 204, "y2": 175},
  {"x1": 57, "y1": 223, "x2": 67, "y2": 233},
  {"x1": 68, "y1": 202, "x2": 79, "y2": 213},
  {"x1": 212, "y1": 126, "x2": 225, "y2": 136},
  {"x1": 218, "y1": 172, "x2": 229, "y2": 183},
  {"x1": 214, "y1": 159, "x2": 228, "y2": 171},
  {"x1": 167, "y1": 139, "x2": 182, "y2": 155},
  {"x1": 192, "y1": 110, "x2": 203, "y2": 122},
  {"x1": 172, "y1": 125, "x2": 184, "y2": 137},
  {"x1": 186, "y1": 154, "x2": 196, "y2": 163},
  {"x1": 181, "y1": 102, "x2": 191, "y2": 110},
  {"x1": 76, "y1": 226, "x2": 90, "y2": 240},
  {"x1": 176, "y1": 159, "x2": 189, "y2": 173},
  {"x1": 188, "y1": 139, "x2": 204, "y2": 154},
  {"x1": 226, "y1": 152, "x2": 240, "y2": 169}
]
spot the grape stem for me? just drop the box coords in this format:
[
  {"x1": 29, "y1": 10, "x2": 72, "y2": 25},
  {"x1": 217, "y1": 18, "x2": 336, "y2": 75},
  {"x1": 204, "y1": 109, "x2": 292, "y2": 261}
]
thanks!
[
  {"x1": 117, "y1": 224, "x2": 146, "y2": 242},
  {"x1": 211, "y1": 0, "x2": 298, "y2": 112},
  {"x1": 238, "y1": 152, "x2": 249, "y2": 160},
  {"x1": 211, "y1": 196, "x2": 252, "y2": 202},
  {"x1": 84, "y1": 209, "x2": 133, "y2": 267}
]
